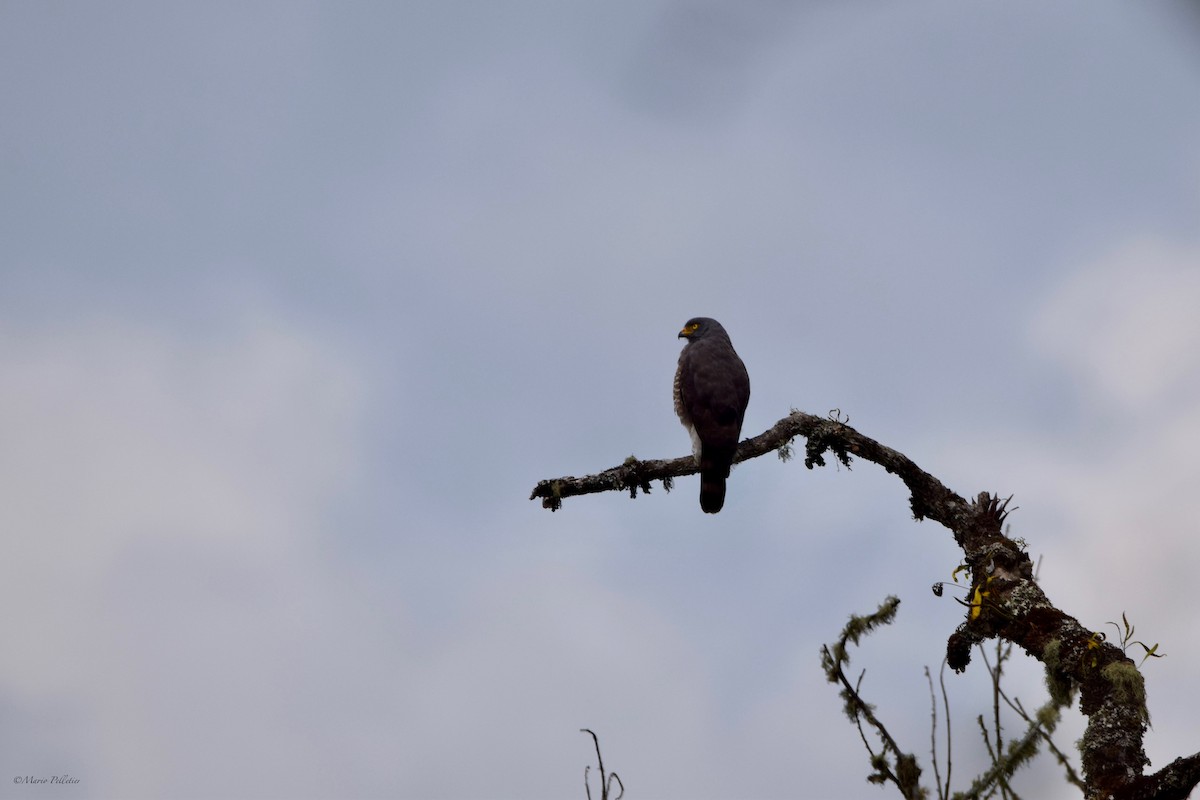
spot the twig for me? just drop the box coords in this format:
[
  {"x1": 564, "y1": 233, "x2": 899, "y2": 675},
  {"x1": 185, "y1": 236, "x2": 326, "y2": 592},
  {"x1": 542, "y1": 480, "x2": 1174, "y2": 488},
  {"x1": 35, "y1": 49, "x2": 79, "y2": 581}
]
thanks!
[
  {"x1": 821, "y1": 597, "x2": 924, "y2": 800},
  {"x1": 940, "y1": 660, "x2": 953, "y2": 800},
  {"x1": 581, "y1": 729, "x2": 624, "y2": 800},
  {"x1": 927, "y1": 666, "x2": 945, "y2": 800},
  {"x1": 926, "y1": 661, "x2": 954, "y2": 800}
]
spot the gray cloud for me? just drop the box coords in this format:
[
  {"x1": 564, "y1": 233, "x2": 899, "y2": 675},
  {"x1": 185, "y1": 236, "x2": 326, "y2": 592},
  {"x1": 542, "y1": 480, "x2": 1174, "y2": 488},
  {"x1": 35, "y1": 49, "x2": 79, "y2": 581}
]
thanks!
[{"x1": 1, "y1": 2, "x2": 1198, "y2": 797}]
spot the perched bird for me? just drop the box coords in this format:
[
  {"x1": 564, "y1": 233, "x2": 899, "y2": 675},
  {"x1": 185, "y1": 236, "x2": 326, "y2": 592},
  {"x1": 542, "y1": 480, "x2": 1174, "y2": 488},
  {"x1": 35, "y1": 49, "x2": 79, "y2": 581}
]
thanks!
[{"x1": 674, "y1": 317, "x2": 751, "y2": 513}]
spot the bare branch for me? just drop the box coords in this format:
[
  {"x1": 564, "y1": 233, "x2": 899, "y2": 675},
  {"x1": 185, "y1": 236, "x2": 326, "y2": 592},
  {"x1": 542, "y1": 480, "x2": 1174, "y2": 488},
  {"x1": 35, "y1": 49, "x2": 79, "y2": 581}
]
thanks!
[
  {"x1": 926, "y1": 665, "x2": 947, "y2": 800},
  {"x1": 580, "y1": 729, "x2": 623, "y2": 800},
  {"x1": 940, "y1": 661, "x2": 953, "y2": 800},
  {"x1": 1003, "y1": 696, "x2": 1085, "y2": 793},
  {"x1": 539, "y1": 411, "x2": 1200, "y2": 799}
]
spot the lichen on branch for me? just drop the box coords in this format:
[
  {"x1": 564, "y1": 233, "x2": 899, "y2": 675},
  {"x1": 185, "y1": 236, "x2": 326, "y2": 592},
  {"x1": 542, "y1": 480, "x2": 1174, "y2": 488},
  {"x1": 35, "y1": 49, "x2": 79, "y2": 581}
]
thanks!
[{"x1": 531, "y1": 409, "x2": 1200, "y2": 799}]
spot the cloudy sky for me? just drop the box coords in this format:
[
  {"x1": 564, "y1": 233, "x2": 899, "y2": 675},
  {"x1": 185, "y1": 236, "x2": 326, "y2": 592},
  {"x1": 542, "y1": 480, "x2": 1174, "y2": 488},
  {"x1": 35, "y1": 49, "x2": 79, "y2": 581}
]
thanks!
[{"x1": 3, "y1": 2, "x2": 1200, "y2": 798}]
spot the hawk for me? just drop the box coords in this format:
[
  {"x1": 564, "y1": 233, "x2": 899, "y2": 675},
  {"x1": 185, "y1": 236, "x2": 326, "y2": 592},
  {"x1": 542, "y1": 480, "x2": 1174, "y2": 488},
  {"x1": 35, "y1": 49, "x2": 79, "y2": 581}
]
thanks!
[{"x1": 674, "y1": 317, "x2": 751, "y2": 513}]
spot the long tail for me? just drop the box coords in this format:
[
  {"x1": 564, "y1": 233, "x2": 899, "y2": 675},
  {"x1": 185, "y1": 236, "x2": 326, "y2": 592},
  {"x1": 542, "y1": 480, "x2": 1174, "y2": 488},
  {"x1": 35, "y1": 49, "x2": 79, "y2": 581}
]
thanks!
[{"x1": 699, "y1": 469, "x2": 727, "y2": 513}]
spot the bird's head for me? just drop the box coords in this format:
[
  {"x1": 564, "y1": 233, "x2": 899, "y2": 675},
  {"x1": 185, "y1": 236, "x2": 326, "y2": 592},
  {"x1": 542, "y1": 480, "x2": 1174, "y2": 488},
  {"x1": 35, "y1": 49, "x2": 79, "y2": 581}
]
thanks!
[{"x1": 678, "y1": 317, "x2": 725, "y2": 341}]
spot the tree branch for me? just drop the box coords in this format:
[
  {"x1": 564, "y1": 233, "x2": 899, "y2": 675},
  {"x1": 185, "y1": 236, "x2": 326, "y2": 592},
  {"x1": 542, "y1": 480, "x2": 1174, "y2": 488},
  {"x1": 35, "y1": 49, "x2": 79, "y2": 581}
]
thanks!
[
  {"x1": 581, "y1": 728, "x2": 624, "y2": 800},
  {"x1": 534, "y1": 410, "x2": 1200, "y2": 800},
  {"x1": 821, "y1": 596, "x2": 924, "y2": 799}
]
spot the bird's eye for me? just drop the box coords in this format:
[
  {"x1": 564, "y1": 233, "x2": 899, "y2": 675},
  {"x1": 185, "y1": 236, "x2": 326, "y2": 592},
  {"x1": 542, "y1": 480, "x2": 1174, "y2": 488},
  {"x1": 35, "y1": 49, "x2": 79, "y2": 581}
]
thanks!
[{"x1": 687, "y1": 323, "x2": 699, "y2": 332}]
